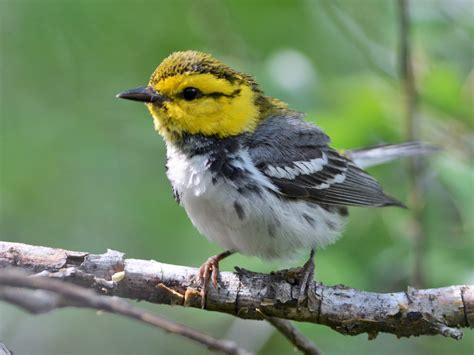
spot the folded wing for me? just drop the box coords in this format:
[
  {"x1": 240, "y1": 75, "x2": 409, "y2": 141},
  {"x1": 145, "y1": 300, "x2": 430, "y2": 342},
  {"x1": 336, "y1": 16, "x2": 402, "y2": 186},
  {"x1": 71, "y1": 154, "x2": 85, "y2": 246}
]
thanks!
[{"x1": 246, "y1": 114, "x2": 404, "y2": 208}]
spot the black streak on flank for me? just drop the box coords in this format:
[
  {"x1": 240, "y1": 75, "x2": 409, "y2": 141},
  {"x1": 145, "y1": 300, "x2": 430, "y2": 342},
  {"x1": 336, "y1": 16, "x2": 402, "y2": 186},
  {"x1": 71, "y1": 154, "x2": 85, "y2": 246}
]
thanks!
[
  {"x1": 303, "y1": 213, "x2": 315, "y2": 227},
  {"x1": 233, "y1": 201, "x2": 245, "y2": 220},
  {"x1": 326, "y1": 219, "x2": 337, "y2": 231},
  {"x1": 172, "y1": 187, "x2": 181, "y2": 205},
  {"x1": 267, "y1": 223, "x2": 278, "y2": 238},
  {"x1": 237, "y1": 184, "x2": 262, "y2": 197}
]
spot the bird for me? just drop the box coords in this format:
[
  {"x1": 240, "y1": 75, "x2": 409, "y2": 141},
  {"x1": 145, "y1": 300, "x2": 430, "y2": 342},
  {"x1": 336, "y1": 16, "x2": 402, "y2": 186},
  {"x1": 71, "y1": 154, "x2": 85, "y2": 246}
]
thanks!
[{"x1": 117, "y1": 50, "x2": 433, "y2": 306}]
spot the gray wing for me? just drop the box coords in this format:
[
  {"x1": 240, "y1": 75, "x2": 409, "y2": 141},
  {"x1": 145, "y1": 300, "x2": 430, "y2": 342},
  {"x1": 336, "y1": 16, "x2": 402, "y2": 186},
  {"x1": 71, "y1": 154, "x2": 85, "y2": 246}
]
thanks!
[{"x1": 246, "y1": 114, "x2": 404, "y2": 208}]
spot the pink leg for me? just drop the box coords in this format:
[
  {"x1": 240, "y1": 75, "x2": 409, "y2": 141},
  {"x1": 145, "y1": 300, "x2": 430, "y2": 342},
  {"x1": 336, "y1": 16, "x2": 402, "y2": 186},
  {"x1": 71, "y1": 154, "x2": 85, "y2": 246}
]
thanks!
[{"x1": 198, "y1": 250, "x2": 234, "y2": 308}]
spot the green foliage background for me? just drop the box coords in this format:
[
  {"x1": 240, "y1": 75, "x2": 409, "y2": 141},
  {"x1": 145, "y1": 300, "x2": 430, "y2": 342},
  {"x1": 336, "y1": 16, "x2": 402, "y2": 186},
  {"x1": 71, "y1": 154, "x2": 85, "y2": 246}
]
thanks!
[{"x1": 1, "y1": 0, "x2": 472, "y2": 354}]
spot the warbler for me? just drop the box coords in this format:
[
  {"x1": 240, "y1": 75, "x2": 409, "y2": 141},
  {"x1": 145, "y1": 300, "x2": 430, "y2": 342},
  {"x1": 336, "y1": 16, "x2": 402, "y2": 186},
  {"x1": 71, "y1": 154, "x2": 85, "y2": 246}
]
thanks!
[{"x1": 117, "y1": 51, "x2": 432, "y2": 305}]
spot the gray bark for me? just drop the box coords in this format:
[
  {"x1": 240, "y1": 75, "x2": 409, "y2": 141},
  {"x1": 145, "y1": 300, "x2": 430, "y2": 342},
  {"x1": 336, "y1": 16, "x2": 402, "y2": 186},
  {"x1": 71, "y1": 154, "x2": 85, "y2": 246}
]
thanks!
[{"x1": 1, "y1": 241, "x2": 472, "y2": 340}]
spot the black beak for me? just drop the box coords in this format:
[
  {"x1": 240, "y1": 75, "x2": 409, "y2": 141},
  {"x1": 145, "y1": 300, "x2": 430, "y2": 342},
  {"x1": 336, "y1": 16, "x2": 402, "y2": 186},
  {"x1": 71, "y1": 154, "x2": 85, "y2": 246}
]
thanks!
[{"x1": 116, "y1": 86, "x2": 168, "y2": 104}]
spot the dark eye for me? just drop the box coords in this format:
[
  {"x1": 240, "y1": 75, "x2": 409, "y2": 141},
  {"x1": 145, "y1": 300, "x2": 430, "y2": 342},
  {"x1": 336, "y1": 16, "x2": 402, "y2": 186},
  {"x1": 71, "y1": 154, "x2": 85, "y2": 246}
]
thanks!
[{"x1": 182, "y1": 87, "x2": 201, "y2": 101}]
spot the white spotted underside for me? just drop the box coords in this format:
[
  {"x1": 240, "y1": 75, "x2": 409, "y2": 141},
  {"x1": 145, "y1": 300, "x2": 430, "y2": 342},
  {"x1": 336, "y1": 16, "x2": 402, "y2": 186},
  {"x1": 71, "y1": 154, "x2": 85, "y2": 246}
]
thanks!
[{"x1": 166, "y1": 144, "x2": 347, "y2": 260}]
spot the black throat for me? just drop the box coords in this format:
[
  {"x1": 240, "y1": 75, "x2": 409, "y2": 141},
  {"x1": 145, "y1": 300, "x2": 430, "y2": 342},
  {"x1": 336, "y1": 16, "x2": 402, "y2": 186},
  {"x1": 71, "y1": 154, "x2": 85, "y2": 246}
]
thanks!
[
  {"x1": 170, "y1": 134, "x2": 250, "y2": 184},
  {"x1": 176, "y1": 134, "x2": 243, "y2": 158}
]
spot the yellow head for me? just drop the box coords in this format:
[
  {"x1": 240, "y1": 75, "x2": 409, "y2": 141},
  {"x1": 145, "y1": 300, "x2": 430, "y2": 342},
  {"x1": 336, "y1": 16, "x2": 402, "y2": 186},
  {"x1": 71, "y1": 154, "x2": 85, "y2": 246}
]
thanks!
[{"x1": 117, "y1": 51, "x2": 279, "y2": 142}]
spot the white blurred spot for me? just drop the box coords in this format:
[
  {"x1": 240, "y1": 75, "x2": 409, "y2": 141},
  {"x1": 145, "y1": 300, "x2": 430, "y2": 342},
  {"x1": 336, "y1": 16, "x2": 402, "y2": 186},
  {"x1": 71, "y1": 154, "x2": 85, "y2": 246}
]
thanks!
[{"x1": 266, "y1": 49, "x2": 317, "y2": 92}]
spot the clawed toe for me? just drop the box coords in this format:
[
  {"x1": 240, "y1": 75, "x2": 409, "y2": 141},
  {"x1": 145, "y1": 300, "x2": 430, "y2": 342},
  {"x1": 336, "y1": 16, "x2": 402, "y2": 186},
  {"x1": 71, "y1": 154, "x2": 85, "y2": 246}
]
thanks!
[
  {"x1": 196, "y1": 251, "x2": 233, "y2": 308},
  {"x1": 297, "y1": 258, "x2": 315, "y2": 304},
  {"x1": 297, "y1": 249, "x2": 316, "y2": 304},
  {"x1": 198, "y1": 256, "x2": 219, "y2": 308}
]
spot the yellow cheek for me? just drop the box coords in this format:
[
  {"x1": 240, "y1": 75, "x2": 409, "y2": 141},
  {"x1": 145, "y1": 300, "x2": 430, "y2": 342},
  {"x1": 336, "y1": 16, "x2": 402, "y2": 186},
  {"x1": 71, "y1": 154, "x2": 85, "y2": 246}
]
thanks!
[
  {"x1": 177, "y1": 85, "x2": 258, "y2": 136},
  {"x1": 148, "y1": 79, "x2": 259, "y2": 139}
]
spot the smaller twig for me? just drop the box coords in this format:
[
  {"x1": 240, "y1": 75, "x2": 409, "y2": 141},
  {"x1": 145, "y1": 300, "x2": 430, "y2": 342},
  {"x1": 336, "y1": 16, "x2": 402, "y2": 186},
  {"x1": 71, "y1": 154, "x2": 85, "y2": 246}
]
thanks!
[
  {"x1": 257, "y1": 309, "x2": 322, "y2": 355},
  {"x1": 0, "y1": 342, "x2": 13, "y2": 355},
  {"x1": 319, "y1": 0, "x2": 396, "y2": 82},
  {"x1": 0, "y1": 269, "x2": 250, "y2": 355},
  {"x1": 0, "y1": 286, "x2": 66, "y2": 314},
  {"x1": 397, "y1": 0, "x2": 426, "y2": 288}
]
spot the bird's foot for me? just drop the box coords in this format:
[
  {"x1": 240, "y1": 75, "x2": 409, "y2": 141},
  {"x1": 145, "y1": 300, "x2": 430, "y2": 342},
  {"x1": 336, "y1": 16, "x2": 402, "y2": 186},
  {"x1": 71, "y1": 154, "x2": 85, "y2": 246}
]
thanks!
[
  {"x1": 197, "y1": 251, "x2": 233, "y2": 308},
  {"x1": 297, "y1": 255, "x2": 315, "y2": 305},
  {"x1": 198, "y1": 255, "x2": 221, "y2": 308},
  {"x1": 271, "y1": 250, "x2": 316, "y2": 304}
]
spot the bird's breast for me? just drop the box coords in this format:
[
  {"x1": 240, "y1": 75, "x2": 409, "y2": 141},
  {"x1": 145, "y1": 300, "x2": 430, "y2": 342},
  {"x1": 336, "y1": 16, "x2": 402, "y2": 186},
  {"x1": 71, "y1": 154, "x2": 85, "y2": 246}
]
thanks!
[{"x1": 165, "y1": 142, "x2": 347, "y2": 260}]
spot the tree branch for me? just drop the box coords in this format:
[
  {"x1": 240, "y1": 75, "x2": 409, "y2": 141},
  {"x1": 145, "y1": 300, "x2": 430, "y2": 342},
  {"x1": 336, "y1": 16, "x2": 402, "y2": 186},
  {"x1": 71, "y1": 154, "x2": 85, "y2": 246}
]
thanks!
[
  {"x1": 1, "y1": 241, "x2": 472, "y2": 340},
  {"x1": 0, "y1": 269, "x2": 248, "y2": 355}
]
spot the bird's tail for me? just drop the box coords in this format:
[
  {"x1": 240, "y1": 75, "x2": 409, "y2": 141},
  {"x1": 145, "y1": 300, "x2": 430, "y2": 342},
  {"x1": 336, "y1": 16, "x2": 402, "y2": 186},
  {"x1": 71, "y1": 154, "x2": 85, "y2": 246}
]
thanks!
[{"x1": 345, "y1": 141, "x2": 438, "y2": 169}]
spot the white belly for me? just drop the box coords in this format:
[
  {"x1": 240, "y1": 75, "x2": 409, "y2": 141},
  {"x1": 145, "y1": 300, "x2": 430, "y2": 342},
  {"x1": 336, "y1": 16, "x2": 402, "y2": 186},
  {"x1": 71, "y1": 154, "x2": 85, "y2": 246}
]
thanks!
[{"x1": 166, "y1": 145, "x2": 346, "y2": 260}]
